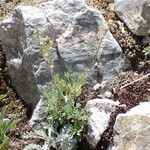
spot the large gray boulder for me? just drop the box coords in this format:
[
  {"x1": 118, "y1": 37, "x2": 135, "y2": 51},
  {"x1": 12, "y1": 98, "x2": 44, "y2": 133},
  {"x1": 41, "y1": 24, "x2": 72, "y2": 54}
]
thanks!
[
  {"x1": 86, "y1": 99, "x2": 119, "y2": 149},
  {"x1": 0, "y1": 0, "x2": 129, "y2": 111},
  {"x1": 108, "y1": 102, "x2": 150, "y2": 150},
  {"x1": 114, "y1": 0, "x2": 150, "y2": 36}
]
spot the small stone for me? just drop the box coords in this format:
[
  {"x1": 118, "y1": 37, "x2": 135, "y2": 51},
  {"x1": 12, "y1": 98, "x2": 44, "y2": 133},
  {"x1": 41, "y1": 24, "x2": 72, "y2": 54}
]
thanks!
[
  {"x1": 103, "y1": 91, "x2": 112, "y2": 98},
  {"x1": 93, "y1": 83, "x2": 102, "y2": 90}
]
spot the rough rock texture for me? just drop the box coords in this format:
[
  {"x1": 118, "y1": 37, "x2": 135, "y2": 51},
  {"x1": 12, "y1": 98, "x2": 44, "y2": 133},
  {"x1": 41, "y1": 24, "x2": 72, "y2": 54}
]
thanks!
[
  {"x1": 108, "y1": 102, "x2": 150, "y2": 150},
  {"x1": 86, "y1": 99, "x2": 119, "y2": 149},
  {"x1": 0, "y1": 0, "x2": 129, "y2": 111},
  {"x1": 115, "y1": 0, "x2": 150, "y2": 36}
]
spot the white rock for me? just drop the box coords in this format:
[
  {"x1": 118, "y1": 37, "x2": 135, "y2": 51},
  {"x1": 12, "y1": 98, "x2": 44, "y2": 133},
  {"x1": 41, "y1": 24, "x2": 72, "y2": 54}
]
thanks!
[
  {"x1": 93, "y1": 83, "x2": 102, "y2": 90},
  {"x1": 120, "y1": 102, "x2": 150, "y2": 116},
  {"x1": 115, "y1": 0, "x2": 150, "y2": 36},
  {"x1": 86, "y1": 99, "x2": 119, "y2": 149},
  {"x1": 108, "y1": 102, "x2": 150, "y2": 150},
  {"x1": 29, "y1": 98, "x2": 46, "y2": 127},
  {"x1": 103, "y1": 91, "x2": 112, "y2": 98}
]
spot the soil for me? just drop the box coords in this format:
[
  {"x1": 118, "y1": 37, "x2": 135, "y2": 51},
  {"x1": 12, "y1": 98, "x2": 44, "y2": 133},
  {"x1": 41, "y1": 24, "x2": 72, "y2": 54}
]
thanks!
[
  {"x1": 0, "y1": 0, "x2": 149, "y2": 150},
  {"x1": 0, "y1": 0, "x2": 49, "y2": 21}
]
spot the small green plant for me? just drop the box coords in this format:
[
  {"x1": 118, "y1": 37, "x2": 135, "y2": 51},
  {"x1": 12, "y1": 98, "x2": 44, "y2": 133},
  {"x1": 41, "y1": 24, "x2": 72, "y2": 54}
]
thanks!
[
  {"x1": 24, "y1": 121, "x2": 77, "y2": 150},
  {"x1": 143, "y1": 46, "x2": 150, "y2": 56},
  {"x1": 33, "y1": 28, "x2": 90, "y2": 149},
  {"x1": 39, "y1": 36, "x2": 53, "y2": 65},
  {"x1": 0, "y1": 94, "x2": 6, "y2": 101},
  {"x1": 34, "y1": 29, "x2": 53, "y2": 71},
  {"x1": 44, "y1": 72, "x2": 90, "y2": 141},
  {"x1": 94, "y1": 21, "x2": 112, "y2": 57},
  {"x1": 0, "y1": 108, "x2": 19, "y2": 150},
  {"x1": 24, "y1": 72, "x2": 89, "y2": 150}
]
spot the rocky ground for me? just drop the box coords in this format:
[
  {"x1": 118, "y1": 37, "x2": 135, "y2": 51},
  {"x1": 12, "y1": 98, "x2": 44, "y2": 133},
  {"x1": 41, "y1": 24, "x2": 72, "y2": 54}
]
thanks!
[
  {"x1": 0, "y1": 71, "x2": 29, "y2": 149},
  {"x1": 0, "y1": 0, "x2": 49, "y2": 21},
  {"x1": 0, "y1": 0, "x2": 149, "y2": 150}
]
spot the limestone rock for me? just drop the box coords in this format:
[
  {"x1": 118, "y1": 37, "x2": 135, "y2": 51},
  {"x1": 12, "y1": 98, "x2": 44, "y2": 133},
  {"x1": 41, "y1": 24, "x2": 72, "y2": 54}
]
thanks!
[
  {"x1": 115, "y1": 0, "x2": 150, "y2": 36},
  {"x1": 108, "y1": 102, "x2": 150, "y2": 150},
  {"x1": 0, "y1": 0, "x2": 129, "y2": 112},
  {"x1": 86, "y1": 99, "x2": 119, "y2": 149}
]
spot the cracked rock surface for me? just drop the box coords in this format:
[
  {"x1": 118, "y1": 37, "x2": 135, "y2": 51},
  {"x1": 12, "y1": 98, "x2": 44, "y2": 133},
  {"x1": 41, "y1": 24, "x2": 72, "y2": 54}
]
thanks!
[{"x1": 0, "y1": 0, "x2": 129, "y2": 113}]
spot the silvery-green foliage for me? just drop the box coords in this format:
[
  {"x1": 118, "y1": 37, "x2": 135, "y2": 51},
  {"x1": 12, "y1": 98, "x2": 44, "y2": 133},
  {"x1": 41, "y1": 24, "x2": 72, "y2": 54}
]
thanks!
[
  {"x1": 44, "y1": 72, "x2": 90, "y2": 139},
  {"x1": 58, "y1": 125, "x2": 77, "y2": 150},
  {"x1": 24, "y1": 144, "x2": 42, "y2": 150},
  {"x1": 23, "y1": 121, "x2": 77, "y2": 150}
]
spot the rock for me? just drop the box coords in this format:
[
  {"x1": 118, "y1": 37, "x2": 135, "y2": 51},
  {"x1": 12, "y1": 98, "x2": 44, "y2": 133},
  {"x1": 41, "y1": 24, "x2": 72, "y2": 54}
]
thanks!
[
  {"x1": 0, "y1": 6, "x2": 48, "y2": 112},
  {"x1": 103, "y1": 91, "x2": 112, "y2": 98},
  {"x1": 0, "y1": 0, "x2": 129, "y2": 113},
  {"x1": 114, "y1": 0, "x2": 150, "y2": 36},
  {"x1": 29, "y1": 98, "x2": 46, "y2": 126},
  {"x1": 93, "y1": 83, "x2": 102, "y2": 90},
  {"x1": 142, "y1": 36, "x2": 150, "y2": 45},
  {"x1": 86, "y1": 99, "x2": 119, "y2": 149},
  {"x1": 108, "y1": 102, "x2": 150, "y2": 150}
]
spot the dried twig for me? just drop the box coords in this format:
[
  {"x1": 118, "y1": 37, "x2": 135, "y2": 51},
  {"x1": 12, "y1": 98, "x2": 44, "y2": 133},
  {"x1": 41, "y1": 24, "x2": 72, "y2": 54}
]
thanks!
[{"x1": 120, "y1": 73, "x2": 150, "y2": 89}]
